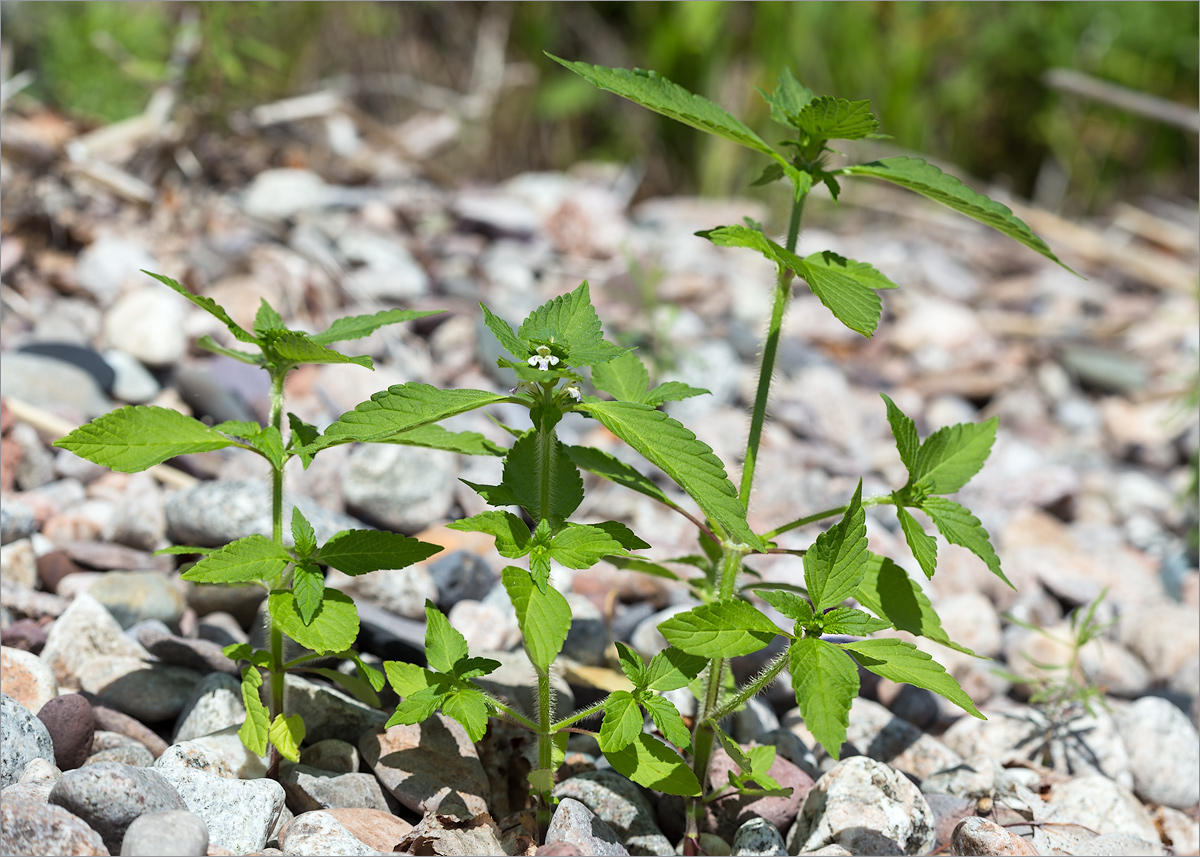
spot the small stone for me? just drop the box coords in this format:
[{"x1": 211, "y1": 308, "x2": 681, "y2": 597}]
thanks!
[
  {"x1": 346, "y1": 563, "x2": 438, "y2": 619},
  {"x1": 242, "y1": 169, "x2": 333, "y2": 220},
  {"x1": 102, "y1": 286, "x2": 187, "y2": 366},
  {"x1": 562, "y1": 594, "x2": 609, "y2": 667},
  {"x1": 140, "y1": 626, "x2": 239, "y2": 679},
  {"x1": 338, "y1": 230, "x2": 430, "y2": 301},
  {"x1": 3, "y1": 756, "x2": 63, "y2": 801},
  {"x1": 322, "y1": 807, "x2": 413, "y2": 854},
  {"x1": 1114, "y1": 695, "x2": 1200, "y2": 810},
  {"x1": 1118, "y1": 604, "x2": 1200, "y2": 684},
  {"x1": 49, "y1": 761, "x2": 186, "y2": 853},
  {"x1": 1, "y1": 693, "x2": 55, "y2": 788},
  {"x1": 183, "y1": 724, "x2": 268, "y2": 779},
  {"x1": 298, "y1": 739, "x2": 359, "y2": 775},
  {"x1": 732, "y1": 696, "x2": 782, "y2": 745},
  {"x1": 86, "y1": 697, "x2": 169, "y2": 758},
  {"x1": 359, "y1": 713, "x2": 490, "y2": 816},
  {"x1": 343, "y1": 444, "x2": 456, "y2": 533},
  {"x1": 1, "y1": 539, "x2": 38, "y2": 590},
  {"x1": 732, "y1": 817, "x2": 787, "y2": 856},
  {"x1": 153, "y1": 741, "x2": 235, "y2": 778},
  {"x1": 428, "y1": 550, "x2": 497, "y2": 607},
  {"x1": 108, "y1": 472, "x2": 168, "y2": 552},
  {"x1": 545, "y1": 797, "x2": 629, "y2": 856},
  {"x1": 1, "y1": 644, "x2": 59, "y2": 713},
  {"x1": 153, "y1": 766, "x2": 286, "y2": 855},
  {"x1": 921, "y1": 754, "x2": 1003, "y2": 802},
  {"x1": 37, "y1": 549, "x2": 87, "y2": 593},
  {"x1": 80, "y1": 656, "x2": 206, "y2": 722},
  {"x1": 0, "y1": 795, "x2": 110, "y2": 856},
  {"x1": 37, "y1": 692, "x2": 94, "y2": 770},
  {"x1": 88, "y1": 571, "x2": 187, "y2": 631},
  {"x1": 41, "y1": 593, "x2": 149, "y2": 688},
  {"x1": 0, "y1": 497, "x2": 37, "y2": 546},
  {"x1": 395, "y1": 796, "x2": 508, "y2": 856},
  {"x1": 552, "y1": 769, "x2": 663, "y2": 841},
  {"x1": 1039, "y1": 773, "x2": 1160, "y2": 844},
  {"x1": 0, "y1": 352, "x2": 112, "y2": 421},
  {"x1": 448, "y1": 597, "x2": 521, "y2": 653},
  {"x1": 104, "y1": 349, "x2": 161, "y2": 405},
  {"x1": 845, "y1": 697, "x2": 963, "y2": 779},
  {"x1": 1153, "y1": 805, "x2": 1199, "y2": 856},
  {"x1": 277, "y1": 809, "x2": 386, "y2": 856},
  {"x1": 0, "y1": 617, "x2": 48, "y2": 654},
  {"x1": 120, "y1": 809, "x2": 209, "y2": 856},
  {"x1": 1085, "y1": 832, "x2": 1167, "y2": 856},
  {"x1": 283, "y1": 673, "x2": 387, "y2": 745},
  {"x1": 75, "y1": 235, "x2": 156, "y2": 304},
  {"x1": 282, "y1": 766, "x2": 397, "y2": 814},
  {"x1": 629, "y1": 604, "x2": 695, "y2": 661},
  {"x1": 86, "y1": 744, "x2": 155, "y2": 768},
  {"x1": 949, "y1": 817, "x2": 1038, "y2": 856}
]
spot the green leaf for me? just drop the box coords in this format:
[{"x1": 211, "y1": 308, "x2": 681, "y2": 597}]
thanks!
[
  {"x1": 315, "y1": 529, "x2": 442, "y2": 575},
  {"x1": 600, "y1": 690, "x2": 643, "y2": 752},
  {"x1": 443, "y1": 687, "x2": 491, "y2": 742},
  {"x1": 793, "y1": 96, "x2": 880, "y2": 141},
  {"x1": 614, "y1": 642, "x2": 648, "y2": 686},
  {"x1": 855, "y1": 554, "x2": 976, "y2": 656},
  {"x1": 641, "y1": 693, "x2": 691, "y2": 751},
  {"x1": 842, "y1": 638, "x2": 984, "y2": 718},
  {"x1": 268, "y1": 712, "x2": 305, "y2": 763},
  {"x1": 181, "y1": 535, "x2": 292, "y2": 584},
  {"x1": 263, "y1": 330, "x2": 373, "y2": 369},
  {"x1": 156, "y1": 545, "x2": 215, "y2": 556},
  {"x1": 503, "y1": 431, "x2": 584, "y2": 525},
  {"x1": 143, "y1": 270, "x2": 258, "y2": 344},
  {"x1": 789, "y1": 638, "x2": 858, "y2": 759},
  {"x1": 804, "y1": 482, "x2": 867, "y2": 612},
  {"x1": 920, "y1": 497, "x2": 1010, "y2": 588},
  {"x1": 592, "y1": 351, "x2": 651, "y2": 402},
  {"x1": 250, "y1": 426, "x2": 286, "y2": 470},
  {"x1": 603, "y1": 556, "x2": 683, "y2": 583},
  {"x1": 712, "y1": 724, "x2": 754, "y2": 776},
  {"x1": 424, "y1": 600, "x2": 468, "y2": 674},
  {"x1": 309, "y1": 308, "x2": 442, "y2": 345},
  {"x1": 385, "y1": 661, "x2": 438, "y2": 697},
  {"x1": 660, "y1": 599, "x2": 779, "y2": 658},
  {"x1": 448, "y1": 512, "x2": 532, "y2": 558},
  {"x1": 459, "y1": 480, "x2": 522, "y2": 509},
  {"x1": 818, "y1": 606, "x2": 892, "y2": 637},
  {"x1": 502, "y1": 566, "x2": 571, "y2": 671},
  {"x1": 387, "y1": 685, "x2": 447, "y2": 728},
  {"x1": 304, "y1": 384, "x2": 509, "y2": 452},
  {"x1": 269, "y1": 588, "x2": 359, "y2": 654},
  {"x1": 287, "y1": 413, "x2": 320, "y2": 468},
  {"x1": 452, "y1": 656, "x2": 502, "y2": 681},
  {"x1": 291, "y1": 508, "x2": 317, "y2": 560},
  {"x1": 381, "y1": 424, "x2": 506, "y2": 456},
  {"x1": 644, "y1": 381, "x2": 709, "y2": 407},
  {"x1": 756, "y1": 589, "x2": 814, "y2": 626},
  {"x1": 913, "y1": 418, "x2": 998, "y2": 495},
  {"x1": 564, "y1": 445, "x2": 676, "y2": 508},
  {"x1": 548, "y1": 523, "x2": 634, "y2": 569},
  {"x1": 896, "y1": 506, "x2": 938, "y2": 580},
  {"x1": 590, "y1": 521, "x2": 650, "y2": 552},
  {"x1": 304, "y1": 667, "x2": 380, "y2": 708},
  {"x1": 53, "y1": 406, "x2": 238, "y2": 472},
  {"x1": 211, "y1": 420, "x2": 264, "y2": 438},
  {"x1": 346, "y1": 652, "x2": 387, "y2": 692},
  {"x1": 880, "y1": 394, "x2": 919, "y2": 476},
  {"x1": 291, "y1": 562, "x2": 324, "y2": 625},
  {"x1": 644, "y1": 648, "x2": 709, "y2": 692},
  {"x1": 254, "y1": 300, "x2": 286, "y2": 336},
  {"x1": 238, "y1": 666, "x2": 270, "y2": 757},
  {"x1": 480, "y1": 302, "x2": 529, "y2": 363},
  {"x1": 759, "y1": 67, "x2": 816, "y2": 129},
  {"x1": 603, "y1": 732, "x2": 702, "y2": 797},
  {"x1": 579, "y1": 401, "x2": 761, "y2": 550},
  {"x1": 836, "y1": 158, "x2": 1072, "y2": 270},
  {"x1": 518, "y1": 282, "x2": 626, "y2": 368},
  {"x1": 548, "y1": 54, "x2": 781, "y2": 164},
  {"x1": 197, "y1": 335, "x2": 263, "y2": 365}
]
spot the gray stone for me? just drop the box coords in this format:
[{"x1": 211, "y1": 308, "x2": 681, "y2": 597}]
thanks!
[
  {"x1": 108, "y1": 472, "x2": 168, "y2": 552},
  {"x1": 153, "y1": 766, "x2": 286, "y2": 854},
  {"x1": 49, "y1": 761, "x2": 186, "y2": 853},
  {"x1": 86, "y1": 744, "x2": 155, "y2": 768},
  {"x1": 1114, "y1": 695, "x2": 1200, "y2": 809},
  {"x1": 1086, "y1": 832, "x2": 1167, "y2": 856},
  {"x1": 545, "y1": 797, "x2": 629, "y2": 856},
  {"x1": 732, "y1": 817, "x2": 787, "y2": 856},
  {"x1": 844, "y1": 697, "x2": 962, "y2": 779},
  {"x1": 920, "y1": 754, "x2": 1003, "y2": 801},
  {"x1": 0, "y1": 352, "x2": 112, "y2": 421},
  {"x1": 103, "y1": 349, "x2": 161, "y2": 405},
  {"x1": 0, "y1": 693, "x2": 55, "y2": 789},
  {"x1": 360, "y1": 714, "x2": 490, "y2": 816},
  {"x1": 343, "y1": 444, "x2": 456, "y2": 533},
  {"x1": 347, "y1": 563, "x2": 438, "y2": 619},
  {"x1": 447, "y1": 589, "x2": 521, "y2": 653},
  {"x1": 140, "y1": 625, "x2": 238, "y2": 676},
  {"x1": 40, "y1": 593, "x2": 149, "y2": 688},
  {"x1": 282, "y1": 766, "x2": 397, "y2": 814},
  {"x1": 395, "y1": 796, "x2": 507, "y2": 856},
  {"x1": 629, "y1": 604, "x2": 695, "y2": 661},
  {"x1": 278, "y1": 809, "x2": 386, "y2": 856},
  {"x1": 624, "y1": 833, "x2": 676, "y2": 856},
  {"x1": 759, "y1": 729, "x2": 820, "y2": 781},
  {"x1": 11, "y1": 422, "x2": 56, "y2": 490},
  {"x1": 552, "y1": 769, "x2": 663, "y2": 841},
  {"x1": 786, "y1": 756, "x2": 935, "y2": 856},
  {"x1": 87, "y1": 571, "x2": 187, "y2": 631},
  {"x1": 283, "y1": 673, "x2": 387, "y2": 745},
  {"x1": 153, "y1": 741, "x2": 235, "y2": 778},
  {"x1": 732, "y1": 697, "x2": 781, "y2": 745},
  {"x1": 79, "y1": 656, "x2": 205, "y2": 723},
  {"x1": 1039, "y1": 773, "x2": 1160, "y2": 844},
  {"x1": 0, "y1": 794, "x2": 110, "y2": 856},
  {"x1": 75, "y1": 235, "x2": 157, "y2": 304},
  {"x1": 428, "y1": 550, "x2": 496, "y2": 607},
  {"x1": 120, "y1": 809, "x2": 209, "y2": 856},
  {"x1": 298, "y1": 739, "x2": 359, "y2": 775},
  {"x1": 242, "y1": 169, "x2": 334, "y2": 220},
  {"x1": 562, "y1": 594, "x2": 609, "y2": 667},
  {"x1": 172, "y1": 671, "x2": 244, "y2": 743},
  {"x1": 183, "y1": 724, "x2": 268, "y2": 779},
  {"x1": 339, "y1": 230, "x2": 430, "y2": 301},
  {"x1": 1, "y1": 499, "x2": 37, "y2": 546}
]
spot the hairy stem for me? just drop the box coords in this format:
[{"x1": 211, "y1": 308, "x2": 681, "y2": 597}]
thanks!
[
  {"x1": 536, "y1": 665, "x2": 554, "y2": 841},
  {"x1": 266, "y1": 368, "x2": 288, "y2": 780},
  {"x1": 703, "y1": 651, "x2": 789, "y2": 726}
]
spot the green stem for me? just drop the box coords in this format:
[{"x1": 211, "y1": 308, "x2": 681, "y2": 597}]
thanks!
[
  {"x1": 266, "y1": 368, "x2": 288, "y2": 779},
  {"x1": 739, "y1": 192, "x2": 806, "y2": 508},
  {"x1": 764, "y1": 505, "x2": 848, "y2": 539},
  {"x1": 535, "y1": 665, "x2": 554, "y2": 841},
  {"x1": 551, "y1": 699, "x2": 605, "y2": 731},
  {"x1": 703, "y1": 652, "x2": 789, "y2": 726}
]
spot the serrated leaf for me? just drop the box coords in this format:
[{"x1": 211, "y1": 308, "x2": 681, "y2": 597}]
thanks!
[
  {"x1": 503, "y1": 431, "x2": 584, "y2": 525},
  {"x1": 443, "y1": 687, "x2": 491, "y2": 742},
  {"x1": 387, "y1": 685, "x2": 446, "y2": 728},
  {"x1": 549, "y1": 54, "x2": 780, "y2": 164},
  {"x1": 548, "y1": 523, "x2": 633, "y2": 569},
  {"x1": 53, "y1": 406, "x2": 238, "y2": 472},
  {"x1": 751, "y1": 162, "x2": 786, "y2": 187},
  {"x1": 309, "y1": 308, "x2": 442, "y2": 345},
  {"x1": 793, "y1": 95, "x2": 880, "y2": 141},
  {"x1": 143, "y1": 270, "x2": 258, "y2": 344},
  {"x1": 921, "y1": 497, "x2": 1010, "y2": 588},
  {"x1": 644, "y1": 648, "x2": 709, "y2": 692},
  {"x1": 291, "y1": 562, "x2": 324, "y2": 625},
  {"x1": 756, "y1": 589, "x2": 814, "y2": 626},
  {"x1": 304, "y1": 667, "x2": 380, "y2": 708},
  {"x1": 842, "y1": 638, "x2": 983, "y2": 718},
  {"x1": 315, "y1": 529, "x2": 442, "y2": 576},
  {"x1": 424, "y1": 600, "x2": 468, "y2": 674},
  {"x1": 518, "y1": 282, "x2": 626, "y2": 368},
  {"x1": 453, "y1": 656, "x2": 502, "y2": 681},
  {"x1": 344, "y1": 651, "x2": 386, "y2": 692},
  {"x1": 268, "y1": 712, "x2": 305, "y2": 763},
  {"x1": 590, "y1": 521, "x2": 650, "y2": 551},
  {"x1": 287, "y1": 412, "x2": 320, "y2": 468},
  {"x1": 819, "y1": 606, "x2": 892, "y2": 637},
  {"x1": 914, "y1": 418, "x2": 997, "y2": 495},
  {"x1": 480, "y1": 302, "x2": 529, "y2": 364},
  {"x1": 759, "y1": 67, "x2": 816, "y2": 128},
  {"x1": 591, "y1": 350, "x2": 651, "y2": 402},
  {"x1": 614, "y1": 642, "x2": 648, "y2": 686},
  {"x1": 855, "y1": 554, "x2": 976, "y2": 656},
  {"x1": 459, "y1": 480, "x2": 522, "y2": 508},
  {"x1": 448, "y1": 511, "x2": 532, "y2": 558},
  {"x1": 660, "y1": 599, "x2": 779, "y2": 658},
  {"x1": 603, "y1": 732, "x2": 702, "y2": 796},
  {"x1": 641, "y1": 693, "x2": 691, "y2": 750},
  {"x1": 269, "y1": 588, "x2": 359, "y2": 654},
  {"x1": 502, "y1": 566, "x2": 571, "y2": 671},
  {"x1": 223, "y1": 643, "x2": 253, "y2": 662},
  {"x1": 211, "y1": 420, "x2": 264, "y2": 438},
  {"x1": 181, "y1": 535, "x2": 292, "y2": 584},
  {"x1": 880, "y1": 394, "x2": 919, "y2": 476},
  {"x1": 303, "y1": 384, "x2": 509, "y2": 452},
  {"x1": 579, "y1": 401, "x2": 761, "y2": 550},
  {"x1": 385, "y1": 661, "x2": 438, "y2": 697},
  {"x1": 896, "y1": 506, "x2": 938, "y2": 580},
  {"x1": 564, "y1": 445, "x2": 676, "y2": 508},
  {"x1": 600, "y1": 690, "x2": 643, "y2": 752},
  {"x1": 254, "y1": 300, "x2": 286, "y2": 336},
  {"x1": 644, "y1": 381, "x2": 709, "y2": 407},
  {"x1": 713, "y1": 724, "x2": 753, "y2": 774},
  {"x1": 156, "y1": 545, "x2": 215, "y2": 556},
  {"x1": 837, "y1": 158, "x2": 1072, "y2": 270},
  {"x1": 804, "y1": 482, "x2": 867, "y2": 612},
  {"x1": 197, "y1": 335, "x2": 263, "y2": 365},
  {"x1": 238, "y1": 666, "x2": 270, "y2": 757},
  {"x1": 789, "y1": 637, "x2": 858, "y2": 759},
  {"x1": 261, "y1": 330, "x2": 373, "y2": 369},
  {"x1": 291, "y1": 508, "x2": 317, "y2": 560},
  {"x1": 382, "y1": 424, "x2": 506, "y2": 456},
  {"x1": 248, "y1": 425, "x2": 285, "y2": 470}
]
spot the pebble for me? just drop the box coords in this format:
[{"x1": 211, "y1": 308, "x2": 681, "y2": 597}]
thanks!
[
  {"x1": 1039, "y1": 773, "x2": 1160, "y2": 845},
  {"x1": 1113, "y1": 695, "x2": 1200, "y2": 810},
  {"x1": 545, "y1": 797, "x2": 629, "y2": 856},
  {"x1": 108, "y1": 473, "x2": 169, "y2": 552},
  {"x1": 0, "y1": 617, "x2": 48, "y2": 653},
  {"x1": 85, "y1": 697, "x2": 169, "y2": 758},
  {"x1": 562, "y1": 593, "x2": 609, "y2": 667},
  {"x1": 283, "y1": 673, "x2": 387, "y2": 745},
  {"x1": 183, "y1": 724, "x2": 268, "y2": 779},
  {"x1": 0, "y1": 497, "x2": 37, "y2": 545},
  {"x1": 843, "y1": 696, "x2": 963, "y2": 779},
  {"x1": 40, "y1": 593, "x2": 149, "y2": 688},
  {"x1": 344, "y1": 563, "x2": 438, "y2": 620},
  {"x1": 88, "y1": 571, "x2": 187, "y2": 631},
  {"x1": 338, "y1": 229, "x2": 430, "y2": 301},
  {"x1": 1118, "y1": 602, "x2": 1200, "y2": 684},
  {"x1": 1, "y1": 644, "x2": 59, "y2": 712},
  {"x1": 0, "y1": 352, "x2": 112, "y2": 420},
  {"x1": 79, "y1": 656, "x2": 206, "y2": 722},
  {"x1": 282, "y1": 766, "x2": 397, "y2": 814},
  {"x1": 153, "y1": 740, "x2": 235, "y2": 778},
  {"x1": 629, "y1": 604, "x2": 695, "y2": 661},
  {"x1": 1, "y1": 693, "x2": 55, "y2": 788},
  {"x1": 1154, "y1": 805, "x2": 1200, "y2": 856},
  {"x1": 20, "y1": 342, "x2": 116, "y2": 395},
  {"x1": 3, "y1": 756, "x2": 63, "y2": 802},
  {"x1": 359, "y1": 714, "x2": 490, "y2": 816},
  {"x1": 169, "y1": 669, "x2": 245, "y2": 744},
  {"x1": 949, "y1": 816, "x2": 1038, "y2": 856},
  {"x1": 731, "y1": 817, "x2": 788, "y2": 856},
  {"x1": 448, "y1": 590, "x2": 521, "y2": 652},
  {"x1": 342, "y1": 443, "x2": 457, "y2": 533},
  {"x1": 75, "y1": 235, "x2": 157, "y2": 304},
  {"x1": 11, "y1": 422, "x2": 56, "y2": 491},
  {"x1": 37, "y1": 691, "x2": 94, "y2": 770},
  {"x1": 1, "y1": 540, "x2": 37, "y2": 591},
  {"x1": 277, "y1": 809, "x2": 385, "y2": 856},
  {"x1": 320, "y1": 807, "x2": 413, "y2": 854},
  {"x1": 0, "y1": 795, "x2": 110, "y2": 856},
  {"x1": 49, "y1": 761, "x2": 186, "y2": 853},
  {"x1": 428, "y1": 550, "x2": 497, "y2": 607},
  {"x1": 119, "y1": 808, "x2": 210, "y2": 856},
  {"x1": 103, "y1": 349, "x2": 161, "y2": 405},
  {"x1": 36, "y1": 549, "x2": 87, "y2": 593},
  {"x1": 297, "y1": 738, "x2": 359, "y2": 774},
  {"x1": 153, "y1": 766, "x2": 286, "y2": 854},
  {"x1": 86, "y1": 743, "x2": 155, "y2": 768},
  {"x1": 139, "y1": 624, "x2": 239, "y2": 677},
  {"x1": 552, "y1": 769, "x2": 663, "y2": 842},
  {"x1": 731, "y1": 696, "x2": 782, "y2": 745},
  {"x1": 786, "y1": 756, "x2": 936, "y2": 856},
  {"x1": 394, "y1": 795, "x2": 509, "y2": 856}
]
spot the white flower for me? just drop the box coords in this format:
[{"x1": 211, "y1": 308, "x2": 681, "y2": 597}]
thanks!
[
  {"x1": 563, "y1": 383, "x2": 582, "y2": 402},
  {"x1": 528, "y1": 345, "x2": 560, "y2": 371}
]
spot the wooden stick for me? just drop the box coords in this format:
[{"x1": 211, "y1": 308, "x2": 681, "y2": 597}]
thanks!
[{"x1": 1045, "y1": 67, "x2": 1200, "y2": 133}]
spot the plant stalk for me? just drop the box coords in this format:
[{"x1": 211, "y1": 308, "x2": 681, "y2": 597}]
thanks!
[
  {"x1": 535, "y1": 665, "x2": 554, "y2": 842},
  {"x1": 266, "y1": 368, "x2": 288, "y2": 779}
]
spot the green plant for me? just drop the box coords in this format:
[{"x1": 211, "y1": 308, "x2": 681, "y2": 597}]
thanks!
[
  {"x1": 52, "y1": 274, "x2": 449, "y2": 775},
  {"x1": 278, "y1": 59, "x2": 1072, "y2": 849}
]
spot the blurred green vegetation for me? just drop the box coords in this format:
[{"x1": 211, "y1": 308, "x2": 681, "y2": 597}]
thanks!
[{"x1": 4, "y1": 1, "x2": 1196, "y2": 213}]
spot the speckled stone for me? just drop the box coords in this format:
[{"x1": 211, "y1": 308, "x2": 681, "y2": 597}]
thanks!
[
  {"x1": 545, "y1": 798, "x2": 628, "y2": 856},
  {"x1": 1, "y1": 644, "x2": 59, "y2": 713},
  {"x1": 172, "y1": 671, "x2": 245, "y2": 743},
  {"x1": 282, "y1": 765, "x2": 397, "y2": 814},
  {"x1": 0, "y1": 794, "x2": 110, "y2": 856},
  {"x1": 322, "y1": 807, "x2": 413, "y2": 854},
  {"x1": 40, "y1": 594, "x2": 149, "y2": 688},
  {"x1": 1114, "y1": 695, "x2": 1200, "y2": 809},
  {"x1": 48, "y1": 761, "x2": 186, "y2": 853},
  {"x1": 844, "y1": 697, "x2": 962, "y2": 780},
  {"x1": 277, "y1": 810, "x2": 385, "y2": 856},
  {"x1": 283, "y1": 674, "x2": 387, "y2": 745},
  {"x1": 36, "y1": 692, "x2": 94, "y2": 770},
  {"x1": 950, "y1": 817, "x2": 1038, "y2": 856},
  {"x1": 153, "y1": 740, "x2": 235, "y2": 778},
  {"x1": 152, "y1": 766, "x2": 286, "y2": 855},
  {"x1": 85, "y1": 743, "x2": 155, "y2": 768},
  {"x1": 119, "y1": 809, "x2": 209, "y2": 856},
  {"x1": 1, "y1": 693, "x2": 55, "y2": 789},
  {"x1": 731, "y1": 817, "x2": 788, "y2": 856},
  {"x1": 88, "y1": 571, "x2": 187, "y2": 631},
  {"x1": 552, "y1": 769, "x2": 663, "y2": 841},
  {"x1": 1038, "y1": 773, "x2": 1161, "y2": 845},
  {"x1": 79, "y1": 656, "x2": 206, "y2": 722},
  {"x1": 138, "y1": 623, "x2": 238, "y2": 675}
]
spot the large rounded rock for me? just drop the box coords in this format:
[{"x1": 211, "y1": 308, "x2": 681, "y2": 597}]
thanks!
[
  {"x1": 0, "y1": 795, "x2": 110, "y2": 856},
  {"x1": 40, "y1": 594, "x2": 149, "y2": 688},
  {"x1": 342, "y1": 444, "x2": 456, "y2": 533},
  {"x1": 87, "y1": 571, "x2": 186, "y2": 631},
  {"x1": 0, "y1": 644, "x2": 58, "y2": 713},
  {"x1": 152, "y1": 766, "x2": 286, "y2": 855},
  {"x1": 1, "y1": 693, "x2": 55, "y2": 789},
  {"x1": 48, "y1": 761, "x2": 186, "y2": 854},
  {"x1": 79, "y1": 656, "x2": 205, "y2": 723},
  {"x1": 1114, "y1": 695, "x2": 1200, "y2": 809},
  {"x1": 119, "y1": 809, "x2": 209, "y2": 856},
  {"x1": 36, "y1": 692, "x2": 95, "y2": 770},
  {"x1": 950, "y1": 817, "x2": 1038, "y2": 856}
]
